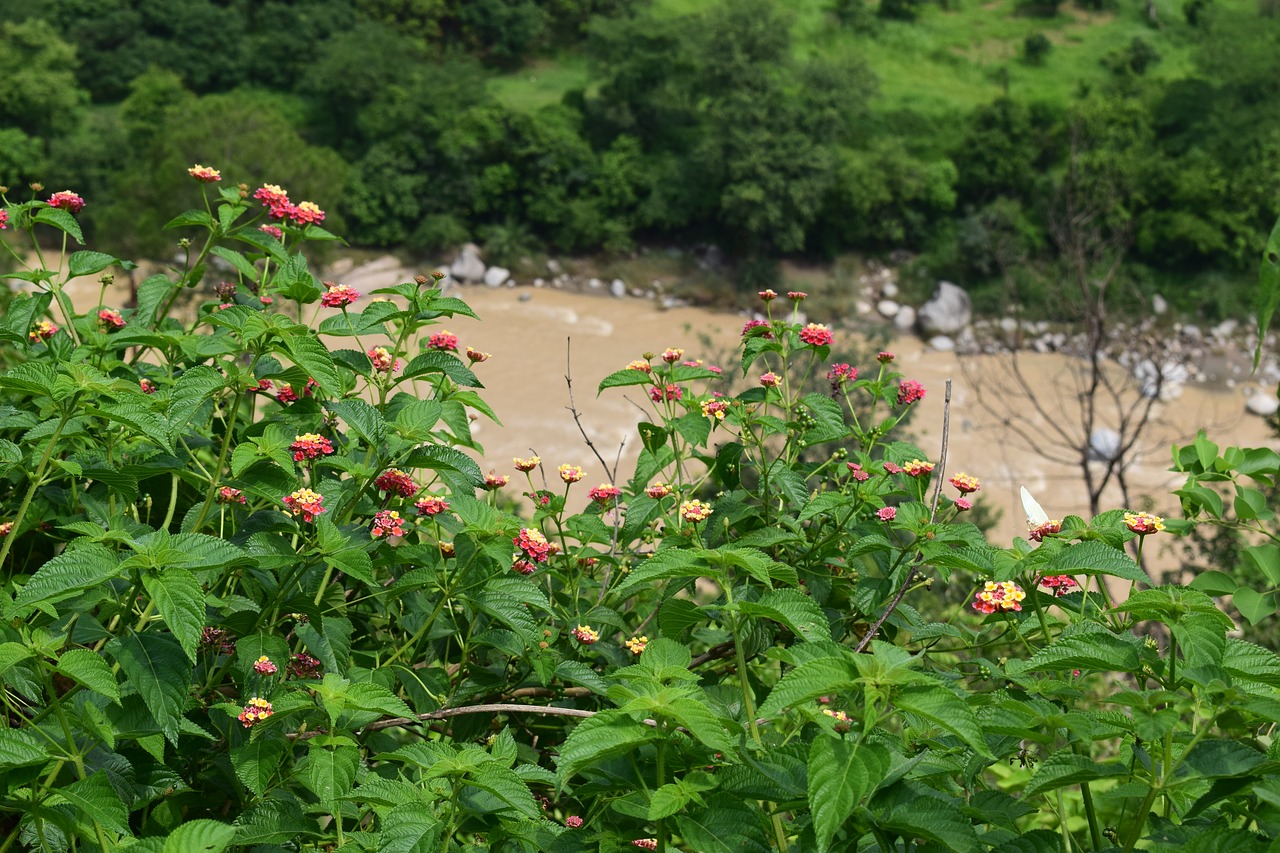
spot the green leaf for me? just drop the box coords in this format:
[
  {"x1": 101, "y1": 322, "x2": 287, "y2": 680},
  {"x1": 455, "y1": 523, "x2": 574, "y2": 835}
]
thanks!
[
  {"x1": 167, "y1": 365, "x2": 225, "y2": 435},
  {"x1": 58, "y1": 770, "x2": 130, "y2": 835},
  {"x1": 232, "y1": 738, "x2": 288, "y2": 797},
  {"x1": 68, "y1": 251, "x2": 118, "y2": 278},
  {"x1": 403, "y1": 443, "x2": 484, "y2": 489},
  {"x1": 759, "y1": 654, "x2": 862, "y2": 719},
  {"x1": 107, "y1": 632, "x2": 191, "y2": 745},
  {"x1": 1180, "y1": 739, "x2": 1268, "y2": 779},
  {"x1": 1256, "y1": 214, "x2": 1280, "y2": 369},
  {"x1": 555, "y1": 711, "x2": 659, "y2": 786},
  {"x1": 210, "y1": 246, "x2": 258, "y2": 281},
  {"x1": 165, "y1": 209, "x2": 215, "y2": 230},
  {"x1": 809, "y1": 737, "x2": 870, "y2": 853},
  {"x1": 1012, "y1": 627, "x2": 1141, "y2": 675},
  {"x1": 611, "y1": 548, "x2": 709, "y2": 597},
  {"x1": 163, "y1": 819, "x2": 238, "y2": 853},
  {"x1": 233, "y1": 798, "x2": 320, "y2": 845},
  {"x1": 402, "y1": 350, "x2": 482, "y2": 387},
  {"x1": 1046, "y1": 541, "x2": 1149, "y2": 583},
  {"x1": 468, "y1": 762, "x2": 541, "y2": 818},
  {"x1": 0, "y1": 728, "x2": 50, "y2": 770},
  {"x1": 894, "y1": 684, "x2": 992, "y2": 757},
  {"x1": 282, "y1": 333, "x2": 341, "y2": 397},
  {"x1": 376, "y1": 804, "x2": 440, "y2": 852},
  {"x1": 142, "y1": 568, "x2": 206, "y2": 663},
  {"x1": 34, "y1": 207, "x2": 84, "y2": 244},
  {"x1": 8, "y1": 544, "x2": 121, "y2": 618},
  {"x1": 1189, "y1": 570, "x2": 1239, "y2": 596},
  {"x1": 56, "y1": 649, "x2": 120, "y2": 703},
  {"x1": 327, "y1": 399, "x2": 386, "y2": 448},
  {"x1": 598, "y1": 368, "x2": 656, "y2": 394},
  {"x1": 1023, "y1": 750, "x2": 1129, "y2": 797},
  {"x1": 740, "y1": 589, "x2": 830, "y2": 641},
  {"x1": 1231, "y1": 587, "x2": 1275, "y2": 625},
  {"x1": 674, "y1": 797, "x2": 772, "y2": 853},
  {"x1": 875, "y1": 796, "x2": 980, "y2": 851},
  {"x1": 299, "y1": 740, "x2": 360, "y2": 807}
]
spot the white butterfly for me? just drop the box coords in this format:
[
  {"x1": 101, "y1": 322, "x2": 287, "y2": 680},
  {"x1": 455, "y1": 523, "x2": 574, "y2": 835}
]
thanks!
[{"x1": 1020, "y1": 486, "x2": 1049, "y2": 527}]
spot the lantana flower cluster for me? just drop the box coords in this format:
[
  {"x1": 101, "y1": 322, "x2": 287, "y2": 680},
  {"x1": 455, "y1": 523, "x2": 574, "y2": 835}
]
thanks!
[{"x1": 973, "y1": 581, "x2": 1026, "y2": 614}]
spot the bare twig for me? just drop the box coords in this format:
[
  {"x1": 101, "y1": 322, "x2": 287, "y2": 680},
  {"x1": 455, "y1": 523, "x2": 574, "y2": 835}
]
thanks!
[
  {"x1": 289, "y1": 702, "x2": 597, "y2": 740},
  {"x1": 565, "y1": 337, "x2": 617, "y2": 482}
]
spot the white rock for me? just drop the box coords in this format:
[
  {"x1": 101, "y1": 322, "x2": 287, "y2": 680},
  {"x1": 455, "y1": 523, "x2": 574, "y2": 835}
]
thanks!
[
  {"x1": 588, "y1": 277, "x2": 602, "y2": 290},
  {"x1": 1214, "y1": 319, "x2": 1239, "y2": 339},
  {"x1": 533, "y1": 278, "x2": 545, "y2": 288},
  {"x1": 917, "y1": 281, "x2": 972, "y2": 336},
  {"x1": 450, "y1": 244, "x2": 486, "y2": 283},
  {"x1": 877, "y1": 299, "x2": 900, "y2": 319},
  {"x1": 893, "y1": 306, "x2": 917, "y2": 331},
  {"x1": 483, "y1": 266, "x2": 510, "y2": 287},
  {"x1": 610, "y1": 278, "x2": 627, "y2": 298},
  {"x1": 1152, "y1": 294, "x2": 1168, "y2": 315},
  {"x1": 999, "y1": 317, "x2": 1018, "y2": 335},
  {"x1": 882, "y1": 282, "x2": 899, "y2": 298},
  {"x1": 855, "y1": 301, "x2": 872, "y2": 316},
  {"x1": 1246, "y1": 391, "x2": 1279, "y2": 417},
  {"x1": 1182, "y1": 324, "x2": 1202, "y2": 341},
  {"x1": 546, "y1": 259, "x2": 562, "y2": 275},
  {"x1": 1088, "y1": 428, "x2": 1122, "y2": 461},
  {"x1": 928, "y1": 335, "x2": 955, "y2": 352}
]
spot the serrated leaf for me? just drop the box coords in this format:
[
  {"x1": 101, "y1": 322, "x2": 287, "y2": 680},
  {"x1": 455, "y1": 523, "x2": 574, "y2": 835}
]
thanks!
[
  {"x1": 1256, "y1": 215, "x2": 1280, "y2": 369},
  {"x1": 402, "y1": 351, "x2": 482, "y2": 388},
  {"x1": 876, "y1": 796, "x2": 980, "y2": 851},
  {"x1": 1046, "y1": 541, "x2": 1149, "y2": 583},
  {"x1": 597, "y1": 368, "x2": 656, "y2": 394},
  {"x1": 675, "y1": 797, "x2": 772, "y2": 853},
  {"x1": 468, "y1": 762, "x2": 541, "y2": 818},
  {"x1": 57, "y1": 649, "x2": 120, "y2": 703},
  {"x1": 9, "y1": 544, "x2": 120, "y2": 617},
  {"x1": 35, "y1": 207, "x2": 84, "y2": 243},
  {"x1": 233, "y1": 798, "x2": 320, "y2": 845},
  {"x1": 741, "y1": 589, "x2": 830, "y2": 641},
  {"x1": 299, "y1": 741, "x2": 360, "y2": 806},
  {"x1": 107, "y1": 632, "x2": 191, "y2": 745},
  {"x1": 809, "y1": 737, "x2": 870, "y2": 853},
  {"x1": 555, "y1": 660, "x2": 608, "y2": 694},
  {"x1": 165, "y1": 209, "x2": 215, "y2": 230},
  {"x1": 759, "y1": 654, "x2": 861, "y2": 719},
  {"x1": 1013, "y1": 628, "x2": 1141, "y2": 674},
  {"x1": 327, "y1": 399, "x2": 386, "y2": 447},
  {"x1": 403, "y1": 443, "x2": 484, "y2": 489},
  {"x1": 340, "y1": 681, "x2": 415, "y2": 721},
  {"x1": 282, "y1": 333, "x2": 340, "y2": 397},
  {"x1": 376, "y1": 804, "x2": 440, "y2": 852},
  {"x1": 167, "y1": 365, "x2": 225, "y2": 435},
  {"x1": 68, "y1": 250, "x2": 118, "y2": 278},
  {"x1": 210, "y1": 246, "x2": 258, "y2": 280},
  {"x1": 142, "y1": 567, "x2": 205, "y2": 662},
  {"x1": 163, "y1": 819, "x2": 237, "y2": 853},
  {"x1": 893, "y1": 684, "x2": 992, "y2": 757},
  {"x1": 612, "y1": 548, "x2": 709, "y2": 598},
  {"x1": 59, "y1": 770, "x2": 130, "y2": 835},
  {"x1": 0, "y1": 728, "x2": 50, "y2": 769},
  {"x1": 555, "y1": 711, "x2": 659, "y2": 786},
  {"x1": 232, "y1": 738, "x2": 288, "y2": 797},
  {"x1": 1023, "y1": 750, "x2": 1129, "y2": 797}
]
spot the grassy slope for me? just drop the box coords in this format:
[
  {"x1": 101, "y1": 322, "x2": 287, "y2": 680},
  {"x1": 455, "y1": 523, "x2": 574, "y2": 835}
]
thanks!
[{"x1": 491, "y1": 0, "x2": 1252, "y2": 116}]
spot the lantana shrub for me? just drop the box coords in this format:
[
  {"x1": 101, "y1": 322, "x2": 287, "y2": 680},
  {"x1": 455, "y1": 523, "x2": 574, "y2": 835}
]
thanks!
[{"x1": 0, "y1": 174, "x2": 1277, "y2": 852}]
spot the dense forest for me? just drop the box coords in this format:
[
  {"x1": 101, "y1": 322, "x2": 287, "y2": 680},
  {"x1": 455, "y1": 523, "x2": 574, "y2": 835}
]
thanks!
[{"x1": 2, "y1": 0, "x2": 1278, "y2": 316}]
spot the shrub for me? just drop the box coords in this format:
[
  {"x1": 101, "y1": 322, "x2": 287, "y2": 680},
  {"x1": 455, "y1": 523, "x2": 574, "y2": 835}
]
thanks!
[
  {"x1": 1023, "y1": 31, "x2": 1054, "y2": 64},
  {"x1": 0, "y1": 172, "x2": 1277, "y2": 850}
]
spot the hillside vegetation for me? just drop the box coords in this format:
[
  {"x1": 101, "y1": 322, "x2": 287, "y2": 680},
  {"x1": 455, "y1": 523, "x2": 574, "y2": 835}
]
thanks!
[{"x1": 3, "y1": 0, "x2": 1278, "y2": 317}]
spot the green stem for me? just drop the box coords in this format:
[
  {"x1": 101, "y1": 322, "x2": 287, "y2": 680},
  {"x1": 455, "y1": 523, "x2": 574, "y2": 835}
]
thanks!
[
  {"x1": 0, "y1": 408, "x2": 72, "y2": 571},
  {"x1": 159, "y1": 473, "x2": 180, "y2": 531},
  {"x1": 190, "y1": 388, "x2": 245, "y2": 532}
]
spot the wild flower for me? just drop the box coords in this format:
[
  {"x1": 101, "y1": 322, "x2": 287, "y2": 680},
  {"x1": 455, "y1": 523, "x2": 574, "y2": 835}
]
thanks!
[
  {"x1": 375, "y1": 469, "x2": 417, "y2": 497},
  {"x1": 514, "y1": 527, "x2": 552, "y2": 563},
  {"x1": 897, "y1": 380, "x2": 926, "y2": 405},
  {"x1": 283, "y1": 489, "x2": 326, "y2": 522},
  {"x1": 973, "y1": 581, "x2": 1025, "y2": 614},
  {"x1": 950, "y1": 473, "x2": 980, "y2": 494},
  {"x1": 253, "y1": 656, "x2": 277, "y2": 675},
  {"x1": 902, "y1": 459, "x2": 934, "y2": 477},
  {"x1": 371, "y1": 510, "x2": 406, "y2": 538},
  {"x1": 217, "y1": 487, "x2": 246, "y2": 505},
  {"x1": 572, "y1": 625, "x2": 599, "y2": 644},
  {"x1": 558, "y1": 464, "x2": 585, "y2": 484},
  {"x1": 1124, "y1": 511, "x2": 1165, "y2": 535},
  {"x1": 466, "y1": 347, "x2": 490, "y2": 363},
  {"x1": 98, "y1": 309, "x2": 125, "y2": 331},
  {"x1": 646, "y1": 482, "x2": 672, "y2": 499},
  {"x1": 799, "y1": 323, "x2": 833, "y2": 346},
  {"x1": 877, "y1": 507, "x2": 896, "y2": 522},
  {"x1": 290, "y1": 433, "x2": 334, "y2": 461},
  {"x1": 48, "y1": 190, "x2": 85, "y2": 213},
  {"x1": 680, "y1": 500, "x2": 713, "y2": 523},
  {"x1": 416, "y1": 496, "x2": 450, "y2": 516},
  {"x1": 514, "y1": 456, "x2": 541, "y2": 472},
  {"x1": 760, "y1": 372, "x2": 781, "y2": 387},
  {"x1": 625, "y1": 636, "x2": 648, "y2": 655},
  {"x1": 188, "y1": 164, "x2": 221, "y2": 183},
  {"x1": 368, "y1": 347, "x2": 399, "y2": 373},
  {"x1": 428, "y1": 330, "x2": 459, "y2": 351},
  {"x1": 237, "y1": 697, "x2": 273, "y2": 728},
  {"x1": 320, "y1": 282, "x2": 359, "y2": 307},
  {"x1": 589, "y1": 484, "x2": 622, "y2": 504}
]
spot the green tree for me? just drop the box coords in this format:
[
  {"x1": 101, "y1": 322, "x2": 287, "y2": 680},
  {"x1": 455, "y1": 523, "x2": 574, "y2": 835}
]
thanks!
[{"x1": 0, "y1": 19, "x2": 88, "y2": 140}]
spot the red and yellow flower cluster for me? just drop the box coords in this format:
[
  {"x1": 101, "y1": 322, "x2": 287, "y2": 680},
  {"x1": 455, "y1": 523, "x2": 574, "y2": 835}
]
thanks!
[
  {"x1": 238, "y1": 697, "x2": 273, "y2": 728},
  {"x1": 283, "y1": 489, "x2": 326, "y2": 522},
  {"x1": 973, "y1": 581, "x2": 1026, "y2": 614}
]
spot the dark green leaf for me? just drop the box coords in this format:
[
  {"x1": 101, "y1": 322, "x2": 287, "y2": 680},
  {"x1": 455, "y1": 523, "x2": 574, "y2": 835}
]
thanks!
[
  {"x1": 56, "y1": 649, "x2": 120, "y2": 703},
  {"x1": 232, "y1": 739, "x2": 288, "y2": 798},
  {"x1": 142, "y1": 567, "x2": 206, "y2": 662},
  {"x1": 107, "y1": 632, "x2": 191, "y2": 744},
  {"x1": 8, "y1": 544, "x2": 121, "y2": 618},
  {"x1": 809, "y1": 737, "x2": 869, "y2": 853},
  {"x1": 282, "y1": 334, "x2": 340, "y2": 397},
  {"x1": 68, "y1": 251, "x2": 118, "y2": 278}
]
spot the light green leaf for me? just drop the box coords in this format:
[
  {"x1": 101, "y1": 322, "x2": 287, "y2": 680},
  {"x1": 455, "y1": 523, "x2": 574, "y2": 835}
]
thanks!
[
  {"x1": 809, "y1": 737, "x2": 869, "y2": 853},
  {"x1": 68, "y1": 251, "x2": 119, "y2": 278},
  {"x1": 674, "y1": 797, "x2": 772, "y2": 853},
  {"x1": 35, "y1": 207, "x2": 84, "y2": 244},
  {"x1": 9, "y1": 544, "x2": 121, "y2": 617},
  {"x1": 759, "y1": 655, "x2": 861, "y2": 719},
  {"x1": 403, "y1": 443, "x2": 484, "y2": 489},
  {"x1": 107, "y1": 632, "x2": 191, "y2": 745},
  {"x1": 282, "y1": 333, "x2": 340, "y2": 397},
  {"x1": 612, "y1": 548, "x2": 709, "y2": 598},
  {"x1": 555, "y1": 711, "x2": 659, "y2": 786},
  {"x1": 162, "y1": 819, "x2": 237, "y2": 853},
  {"x1": 1046, "y1": 541, "x2": 1149, "y2": 583},
  {"x1": 0, "y1": 728, "x2": 50, "y2": 770},
  {"x1": 58, "y1": 770, "x2": 130, "y2": 835},
  {"x1": 56, "y1": 649, "x2": 120, "y2": 703},
  {"x1": 1023, "y1": 750, "x2": 1129, "y2": 797},
  {"x1": 894, "y1": 684, "x2": 992, "y2": 757},
  {"x1": 402, "y1": 351, "x2": 482, "y2": 388},
  {"x1": 232, "y1": 738, "x2": 288, "y2": 798},
  {"x1": 468, "y1": 762, "x2": 541, "y2": 818},
  {"x1": 299, "y1": 741, "x2": 360, "y2": 807},
  {"x1": 741, "y1": 589, "x2": 831, "y2": 641},
  {"x1": 142, "y1": 567, "x2": 206, "y2": 662}
]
